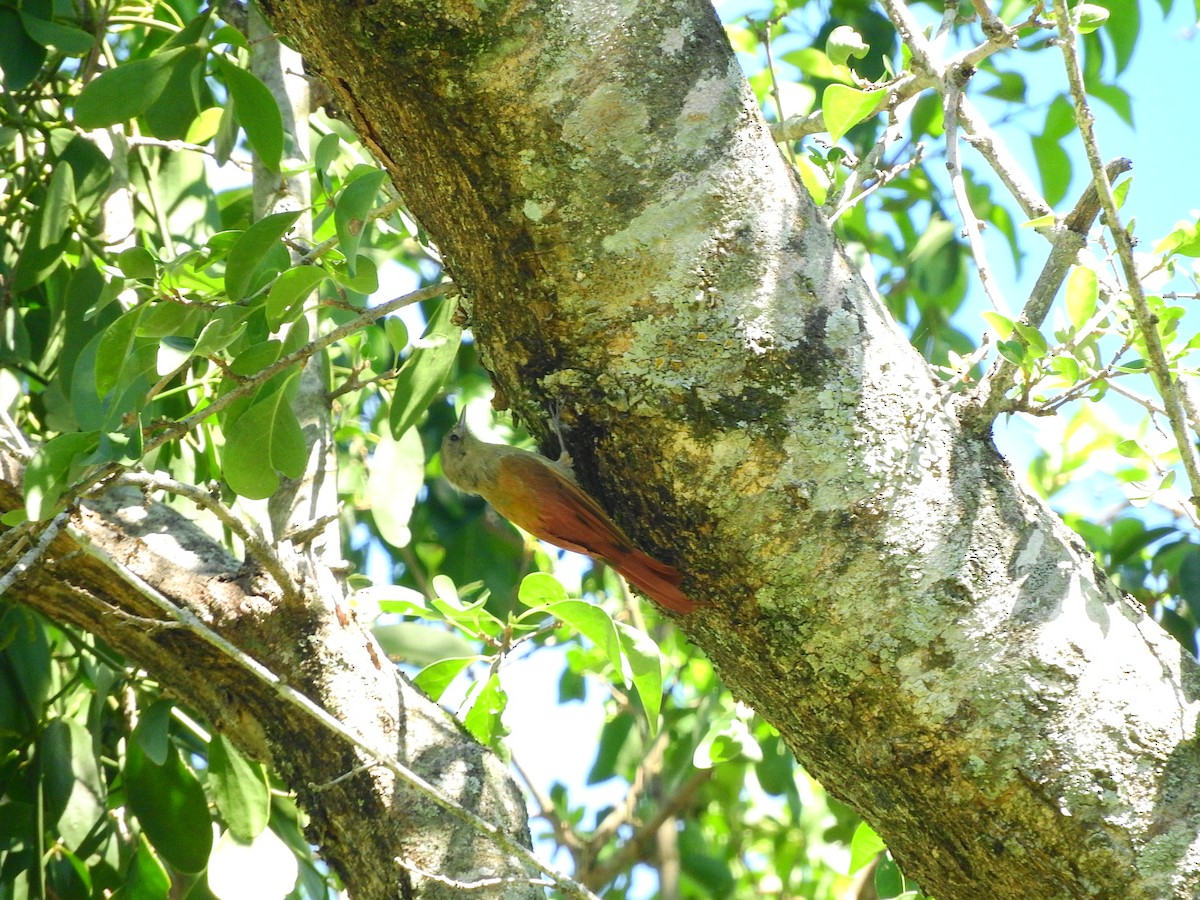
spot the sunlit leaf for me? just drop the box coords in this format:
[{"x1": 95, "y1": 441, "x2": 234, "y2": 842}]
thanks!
[
  {"x1": 389, "y1": 297, "x2": 462, "y2": 439},
  {"x1": 822, "y1": 84, "x2": 886, "y2": 144},
  {"x1": 209, "y1": 734, "x2": 270, "y2": 844},
  {"x1": 74, "y1": 48, "x2": 190, "y2": 128},
  {"x1": 335, "y1": 169, "x2": 388, "y2": 275}
]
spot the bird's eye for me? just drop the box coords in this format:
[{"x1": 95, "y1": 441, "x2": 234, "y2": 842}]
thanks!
[{"x1": 448, "y1": 433, "x2": 460, "y2": 442}]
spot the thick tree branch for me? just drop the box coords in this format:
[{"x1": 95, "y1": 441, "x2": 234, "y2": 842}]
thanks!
[{"x1": 255, "y1": 1, "x2": 1200, "y2": 896}]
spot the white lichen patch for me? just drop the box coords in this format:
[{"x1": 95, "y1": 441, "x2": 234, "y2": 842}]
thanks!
[
  {"x1": 561, "y1": 83, "x2": 649, "y2": 159},
  {"x1": 674, "y1": 71, "x2": 739, "y2": 153}
]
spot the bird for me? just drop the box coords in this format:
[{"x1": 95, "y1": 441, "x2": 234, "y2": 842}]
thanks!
[{"x1": 439, "y1": 410, "x2": 695, "y2": 614}]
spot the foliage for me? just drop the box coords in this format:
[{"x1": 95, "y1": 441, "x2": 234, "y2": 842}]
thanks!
[{"x1": 0, "y1": 0, "x2": 1196, "y2": 898}]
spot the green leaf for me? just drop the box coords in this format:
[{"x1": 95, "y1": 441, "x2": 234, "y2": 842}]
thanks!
[
  {"x1": 214, "y1": 57, "x2": 285, "y2": 172},
  {"x1": 193, "y1": 308, "x2": 250, "y2": 357},
  {"x1": 43, "y1": 718, "x2": 106, "y2": 851},
  {"x1": 222, "y1": 385, "x2": 306, "y2": 499},
  {"x1": 794, "y1": 154, "x2": 830, "y2": 206},
  {"x1": 325, "y1": 254, "x2": 379, "y2": 294},
  {"x1": 20, "y1": 12, "x2": 95, "y2": 56},
  {"x1": 24, "y1": 430, "x2": 100, "y2": 520},
  {"x1": 367, "y1": 426, "x2": 425, "y2": 548},
  {"x1": 413, "y1": 657, "x2": 478, "y2": 700},
  {"x1": 335, "y1": 169, "x2": 388, "y2": 276},
  {"x1": 1031, "y1": 96, "x2": 1075, "y2": 207},
  {"x1": 1074, "y1": 3, "x2": 1110, "y2": 33},
  {"x1": 12, "y1": 202, "x2": 72, "y2": 289},
  {"x1": 39, "y1": 163, "x2": 76, "y2": 248},
  {"x1": 826, "y1": 25, "x2": 869, "y2": 66},
  {"x1": 1013, "y1": 322, "x2": 1048, "y2": 356},
  {"x1": 388, "y1": 298, "x2": 462, "y2": 438},
  {"x1": 373, "y1": 623, "x2": 479, "y2": 667},
  {"x1": 849, "y1": 821, "x2": 887, "y2": 874},
  {"x1": 982, "y1": 312, "x2": 1015, "y2": 340},
  {"x1": 142, "y1": 46, "x2": 207, "y2": 141},
  {"x1": 225, "y1": 210, "x2": 302, "y2": 302},
  {"x1": 1116, "y1": 439, "x2": 1144, "y2": 458},
  {"x1": 208, "y1": 734, "x2": 270, "y2": 843},
  {"x1": 1065, "y1": 265, "x2": 1099, "y2": 328},
  {"x1": 693, "y1": 709, "x2": 762, "y2": 768},
  {"x1": 134, "y1": 699, "x2": 174, "y2": 766},
  {"x1": 517, "y1": 572, "x2": 569, "y2": 607},
  {"x1": 124, "y1": 739, "x2": 212, "y2": 875},
  {"x1": 384, "y1": 316, "x2": 408, "y2": 355},
  {"x1": 0, "y1": 7, "x2": 47, "y2": 90},
  {"x1": 544, "y1": 600, "x2": 623, "y2": 674},
  {"x1": 314, "y1": 132, "x2": 340, "y2": 182},
  {"x1": 74, "y1": 47, "x2": 190, "y2": 129},
  {"x1": 117, "y1": 247, "x2": 158, "y2": 281},
  {"x1": 1154, "y1": 219, "x2": 1200, "y2": 258},
  {"x1": 462, "y1": 673, "x2": 508, "y2": 748},
  {"x1": 265, "y1": 265, "x2": 325, "y2": 329},
  {"x1": 1021, "y1": 213, "x2": 1057, "y2": 229},
  {"x1": 587, "y1": 713, "x2": 635, "y2": 784},
  {"x1": 615, "y1": 620, "x2": 664, "y2": 732},
  {"x1": 126, "y1": 834, "x2": 171, "y2": 900},
  {"x1": 821, "y1": 84, "x2": 886, "y2": 144},
  {"x1": 95, "y1": 306, "x2": 145, "y2": 396}
]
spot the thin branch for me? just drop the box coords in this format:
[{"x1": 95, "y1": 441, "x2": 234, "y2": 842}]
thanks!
[
  {"x1": 943, "y1": 71, "x2": 1010, "y2": 316},
  {"x1": 512, "y1": 755, "x2": 585, "y2": 857},
  {"x1": 582, "y1": 767, "x2": 714, "y2": 890},
  {"x1": 0, "y1": 510, "x2": 70, "y2": 596},
  {"x1": 969, "y1": 159, "x2": 1131, "y2": 427},
  {"x1": 66, "y1": 525, "x2": 602, "y2": 900},
  {"x1": 1051, "y1": 0, "x2": 1200, "y2": 517},
  {"x1": 590, "y1": 729, "x2": 670, "y2": 849},
  {"x1": 395, "y1": 857, "x2": 556, "y2": 892}
]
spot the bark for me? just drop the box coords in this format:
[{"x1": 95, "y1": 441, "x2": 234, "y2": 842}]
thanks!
[
  {"x1": 0, "y1": 450, "x2": 537, "y2": 900},
  {"x1": 252, "y1": 1, "x2": 1200, "y2": 898}
]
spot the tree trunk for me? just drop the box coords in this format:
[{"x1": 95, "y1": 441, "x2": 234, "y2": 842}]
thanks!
[{"x1": 254, "y1": 1, "x2": 1200, "y2": 897}]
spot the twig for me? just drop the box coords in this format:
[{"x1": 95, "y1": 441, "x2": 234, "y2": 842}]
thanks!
[
  {"x1": 395, "y1": 857, "x2": 555, "y2": 892},
  {"x1": 590, "y1": 729, "x2": 670, "y2": 848},
  {"x1": 512, "y1": 755, "x2": 585, "y2": 856},
  {"x1": 1051, "y1": 0, "x2": 1200, "y2": 518},
  {"x1": 0, "y1": 510, "x2": 70, "y2": 596},
  {"x1": 943, "y1": 70, "x2": 1010, "y2": 315},
  {"x1": 145, "y1": 281, "x2": 453, "y2": 457},
  {"x1": 582, "y1": 767, "x2": 714, "y2": 890}
]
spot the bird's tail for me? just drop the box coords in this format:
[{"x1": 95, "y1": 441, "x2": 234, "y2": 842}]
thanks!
[{"x1": 614, "y1": 549, "x2": 695, "y2": 614}]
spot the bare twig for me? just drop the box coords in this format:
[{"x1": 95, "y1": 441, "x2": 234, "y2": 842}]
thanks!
[
  {"x1": 0, "y1": 510, "x2": 70, "y2": 596},
  {"x1": 943, "y1": 71, "x2": 1010, "y2": 315},
  {"x1": 395, "y1": 857, "x2": 556, "y2": 892},
  {"x1": 582, "y1": 767, "x2": 714, "y2": 890}
]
